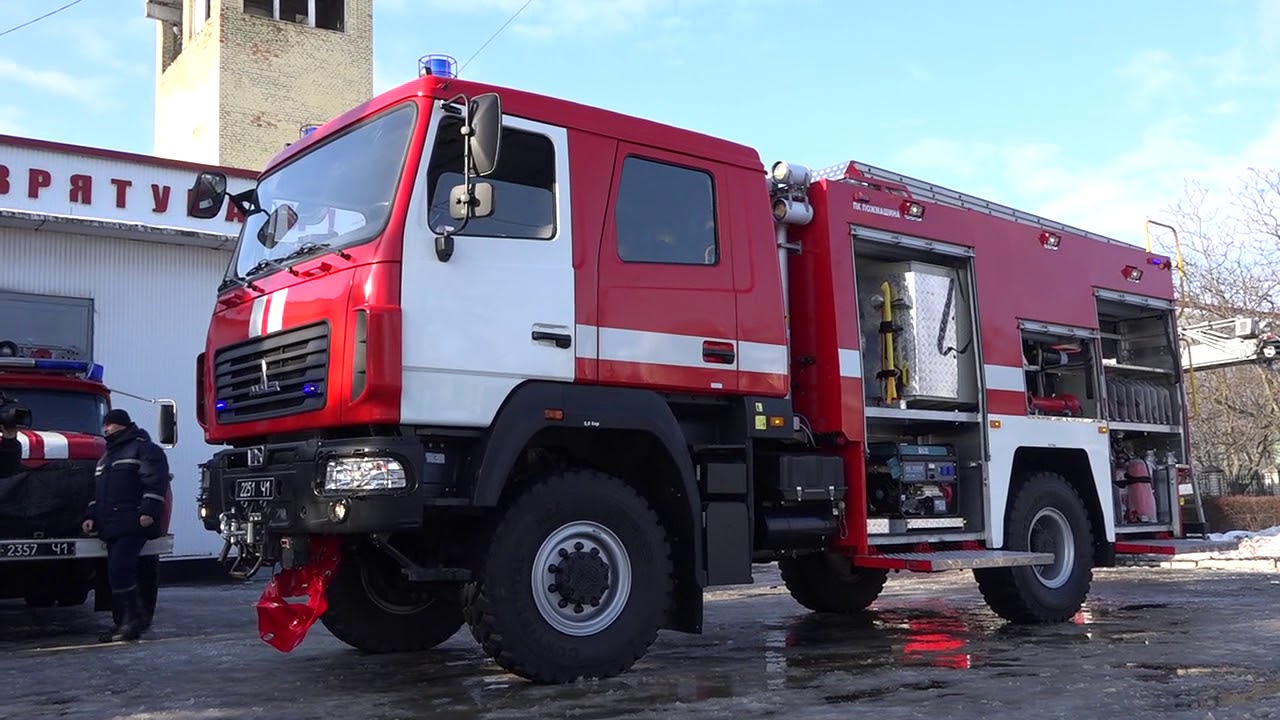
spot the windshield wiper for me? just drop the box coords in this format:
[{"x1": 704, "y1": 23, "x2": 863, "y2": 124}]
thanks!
[
  {"x1": 284, "y1": 241, "x2": 353, "y2": 264},
  {"x1": 246, "y1": 257, "x2": 297, "y2": 278},
  {"x1": 219, "y1": 275, "x2": 264, "y2": 293}
]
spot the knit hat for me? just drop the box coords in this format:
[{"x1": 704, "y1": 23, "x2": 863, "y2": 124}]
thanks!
[{"x1": 103, "y1": 409, "x2": 132, "y2": 427}]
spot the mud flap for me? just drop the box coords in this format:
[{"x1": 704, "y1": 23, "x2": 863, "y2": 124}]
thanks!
[{"x1": 255, "y1": 535, "x2": 342, "y2": 652}]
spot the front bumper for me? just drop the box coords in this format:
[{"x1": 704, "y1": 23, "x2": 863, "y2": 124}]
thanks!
[
  {"x1": 200, "y1": 435, "x2": 462, "y2": 538},
  {"x1": 0, "y1": 534, "x2": 173, "y2": 562}
]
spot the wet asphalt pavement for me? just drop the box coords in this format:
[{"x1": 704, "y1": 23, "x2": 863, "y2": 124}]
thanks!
[{"x1": 1, "y1": 564, "x2": 1278, "y2": 720}]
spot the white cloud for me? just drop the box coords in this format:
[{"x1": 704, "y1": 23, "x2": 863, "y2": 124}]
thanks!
[
  {"x1": 1196, "y1": 46, "x2": 1280, "y2": 88},
  {"x1": 64, "y1": 18, "x2": 151, "y2": 77},
  {"x1": 891, "y1": 109, "x2": 1280, "y2": 249},
  {"x1": 1116, "y1": 49, "x2": 1184, "y2": 102},
  {"x1": 0, "y1": 57, "x2": 117, "y2": 112},
  {"x1": 407, "y1": 0, "x2": 770, "y2": 42},
  {"x1": 1210, "y1": 100, "x2": 1241, "y2": 115},
  {"x1": 1260, "y1": 0, "x2": 1280, "y2": 52},
  {"x1": 0, "y1": 105, "x2": 23, "y2": 135}
]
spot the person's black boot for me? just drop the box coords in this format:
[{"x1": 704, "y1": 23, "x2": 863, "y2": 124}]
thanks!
[
  {"x1": 106, "y1": 588, "x2": 143, "y2": 642},
  {"x1": 98, "y1": 592, "x2": 126, "y2": 643}
]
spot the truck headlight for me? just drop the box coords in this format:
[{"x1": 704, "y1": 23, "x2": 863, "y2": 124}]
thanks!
[{"x1": 323, "y1": 457, "x2": 407, "y2": 492}]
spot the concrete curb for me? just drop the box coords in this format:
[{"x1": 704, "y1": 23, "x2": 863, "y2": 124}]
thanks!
[{"x1": 1115, "y1": 554, "x2": 1280, "y2": 571}]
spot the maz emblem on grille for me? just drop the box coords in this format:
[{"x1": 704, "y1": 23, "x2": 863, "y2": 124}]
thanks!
[{"x1": 248, "y1": 359, "x2": 282, "y2": 397}]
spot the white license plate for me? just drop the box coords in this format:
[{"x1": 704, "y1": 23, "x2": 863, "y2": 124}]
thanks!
[
  {"x1": 0, "y1": 540, "x2": 76, "y2": 558},
  {"x1": 235, "y1": 478, "x2": 276, "y2": 501}
]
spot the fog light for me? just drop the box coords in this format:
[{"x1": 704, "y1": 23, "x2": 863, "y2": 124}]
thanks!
[
  {"x1": 323, "y1": 457, "x2": 407, "y2": 491},
  {"x1": 329, "y1": 499, "x2": 349, "y2": 523},
  {"x1": 199, "y1": 505, "x2": 208, "y2": 520}
]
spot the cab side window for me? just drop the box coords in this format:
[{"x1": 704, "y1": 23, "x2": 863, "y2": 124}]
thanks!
[
  {"x1": 426, "y1": 116, "x2": 557, "y2": 240},
  {"x1": 615, "y1": 157, "x2": 718, "y2": 265}
]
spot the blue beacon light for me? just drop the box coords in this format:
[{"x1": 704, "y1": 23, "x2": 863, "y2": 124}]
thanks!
[{"x1": 417, "y1": 54, "x2": 458, "y2": 79}]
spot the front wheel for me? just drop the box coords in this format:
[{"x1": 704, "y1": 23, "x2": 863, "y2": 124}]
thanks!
[
  {"x1": 464, "y1": 469, "x2": 673, "y2": 684},
  {"x1": 320, "y1": 543, "x2": 465, "y2": 653},
  {"x1": 975, "y1": 471, "x2": 1095, "y2": 623}
]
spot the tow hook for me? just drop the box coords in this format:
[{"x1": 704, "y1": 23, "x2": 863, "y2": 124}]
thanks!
[{"x1": 255, "y1": 535, "x2": 342, "y2": 653}]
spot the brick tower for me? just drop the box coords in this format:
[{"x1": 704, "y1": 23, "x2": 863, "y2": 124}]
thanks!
[{"x1": 147, "y1": 0, "x2": 374, "y2": 170}]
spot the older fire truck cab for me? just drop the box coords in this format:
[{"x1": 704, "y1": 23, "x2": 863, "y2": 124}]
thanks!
[
  {"x1": 0, "y1": 337, "x2": 178, "y2": 618},
  {"x1": 188, "y1": 71, "x2": 1198, "y2": 684}
]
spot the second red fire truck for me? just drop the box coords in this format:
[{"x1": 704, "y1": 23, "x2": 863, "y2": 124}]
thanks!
[{"x1": 188, "y1": 71, "x2": 1201, "y2": 683}]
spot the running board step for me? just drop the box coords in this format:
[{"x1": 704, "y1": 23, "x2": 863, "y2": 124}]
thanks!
[
  {"x1": 1114, "y1": 539, "x2": 1241, "y2": 556},
  {"x1": 853, "y1": 550, "x2": 1054, "y2": 572}
]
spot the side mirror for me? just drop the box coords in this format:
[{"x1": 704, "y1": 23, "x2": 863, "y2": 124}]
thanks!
[
  {"x1": 448, "y1": 182, "x2": 495, "y2": 220},
  {"x1": 467, "y1": 93, "x2": 502, "y2": 177},
  {"x1": 257, "y1": 204, "x2": 298, "y2": 249},
  {"x1": 188, "y1": 171, "x2": 229, "y2": 219},
  {"x1": 156, "y1": 400, "x2": 177, "y2": 448}
]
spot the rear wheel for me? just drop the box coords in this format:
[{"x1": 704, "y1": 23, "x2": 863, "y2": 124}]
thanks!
[
  {"x1": 975, "y1": 471, "x2": 1094, "y2": 623},
  {"x1": 779, "y1": 551, "x2": 888, "y2": 614},
  {"x1": 464, "y1": 469, "x2": 673, "y2": 684},
  {"x1": 320, "y1": 543, "x2": 465, "y2": 653}
]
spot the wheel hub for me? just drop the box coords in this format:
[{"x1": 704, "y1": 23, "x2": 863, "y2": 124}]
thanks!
[
  {"x1": 549, "y1": 545, "x2": 611, "y2": 610},
  {"x1": 531, "y1": 521, "x2": 633, "y2": 637},
  {"x1": 1028, "y1": 507, "x2": 1075, "y2": 589}
]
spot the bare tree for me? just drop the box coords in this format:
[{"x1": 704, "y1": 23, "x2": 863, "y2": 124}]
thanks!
[{"x1": 1160, "y1": 168, "x2": 1280, "y2": 477}]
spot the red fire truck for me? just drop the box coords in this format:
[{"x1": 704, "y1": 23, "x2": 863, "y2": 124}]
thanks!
[
  {"x1": 188, "y1": 72, "x2": 1202, "y2": 684},
  {"x1": 0, "y1": 320, "x2": 177, "y2": 621}
]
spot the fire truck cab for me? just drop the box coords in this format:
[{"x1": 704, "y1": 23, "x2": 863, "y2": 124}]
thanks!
[{"x1": 188, "y1": 73, "x2": 1197, "y2": 684}]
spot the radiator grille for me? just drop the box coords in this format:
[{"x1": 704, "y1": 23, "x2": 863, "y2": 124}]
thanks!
[{"x1": 213, "y1": 322, "x2": 329, "y2": 423}]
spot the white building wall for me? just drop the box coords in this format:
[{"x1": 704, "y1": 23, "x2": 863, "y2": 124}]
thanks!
[{"x1": 0, "y1": 226, "x2": 231, "y2": 559}]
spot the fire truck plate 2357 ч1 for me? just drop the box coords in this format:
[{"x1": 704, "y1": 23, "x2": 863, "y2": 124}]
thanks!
[{"x1": 186, "y1": 70, "x2": 1200, "y2": 684}]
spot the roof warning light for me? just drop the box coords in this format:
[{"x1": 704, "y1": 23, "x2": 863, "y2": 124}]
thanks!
[{"x1": 418, "y1": 54, "x2": 458, "y2": 79}]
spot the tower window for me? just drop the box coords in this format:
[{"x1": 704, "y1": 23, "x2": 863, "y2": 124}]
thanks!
[
  {"x1": 243, "y1": 0, "x2": 344, "y2": 31},
  {"x1": 315, "y1": 0, "x2": 344, "y2": 31},
  {"x1": 244, "y1": 0, "x2": 273, "y2": 18}
]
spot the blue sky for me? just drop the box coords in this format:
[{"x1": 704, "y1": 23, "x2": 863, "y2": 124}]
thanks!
[{"x1": 2, "y1": 0, "x2": 1278, "y2": 249}]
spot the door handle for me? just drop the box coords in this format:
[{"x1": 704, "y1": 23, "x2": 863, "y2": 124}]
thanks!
[
  {"x1": 702, "y1": 340, "x2": 735, "y2": 364},
  {"x1": 532, "y1": 330, "x2": 572, "y2": 349}
]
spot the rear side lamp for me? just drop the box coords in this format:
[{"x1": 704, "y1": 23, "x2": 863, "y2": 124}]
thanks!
[
  {"x1": 900, "y1": 200, "x2": 925, "y2": 220},
  {"x1": 1039, "y1": 231, "x2": 1061, "y2": 250},
  {"x1": 1122, "y1": 265, "x2": 1143, "y2": 283}
]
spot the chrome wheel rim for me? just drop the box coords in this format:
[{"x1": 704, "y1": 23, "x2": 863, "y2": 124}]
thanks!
[
  {"x1": 1028, "y1": 507, "x2": 1075, "y2": 589},
  {"x1": 531, "y1": 521, "x2": 632, "y2": 637}
]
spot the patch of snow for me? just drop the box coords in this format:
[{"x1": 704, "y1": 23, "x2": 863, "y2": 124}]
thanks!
[{"x1": 1207, "y1": 525, "x2": 1280, "y2": 559}]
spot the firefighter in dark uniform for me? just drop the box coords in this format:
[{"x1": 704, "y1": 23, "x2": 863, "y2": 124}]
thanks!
[{"x1": 82, "y1": 409, "x2": 171, "y2": 643}]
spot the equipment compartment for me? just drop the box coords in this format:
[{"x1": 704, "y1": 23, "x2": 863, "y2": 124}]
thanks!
[
  {"x1": 1094, "y1": 295, "x2": 1188, "y2": 532},
  {"x1": 1021, "y1": 324, "x2": 1102, "y2": 420},
  {"x1": 856, "y1": 255, "x2": 979, "y2": 411},
  {"x1": 1096, "y1": 299, "x2": 1182, "y2": 430},
  {"x1": 853, "y1": 232, "x2": 986, "y2": 542}
]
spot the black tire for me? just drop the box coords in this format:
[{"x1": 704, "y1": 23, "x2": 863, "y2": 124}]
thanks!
[
  {"x1": 319, "y1": 544, "x2": 465, "y2": 653},
  {"x1": 23, "y1": 589, "x2": 56, "y2": 608},
  {"x1": 779, "y1": 551, "x2": 888, "y2": 614},
  {"x1": 975, "y1": 471, "x2": 1095, "y2": 624},
  {"x1": 463, "y1": 469, "x2": 673, "y2": 684},
  {"x1": 57, "y1": 584, "x2": 90, "y2": 607}
]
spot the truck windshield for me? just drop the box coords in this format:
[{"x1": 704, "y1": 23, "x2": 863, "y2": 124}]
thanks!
[
  {"x1": 228, "y1": 102, "x2": 419, "y2": 280},
  {"x1": 0, "y1": 388, "x2": 107, "y2": 436}
]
